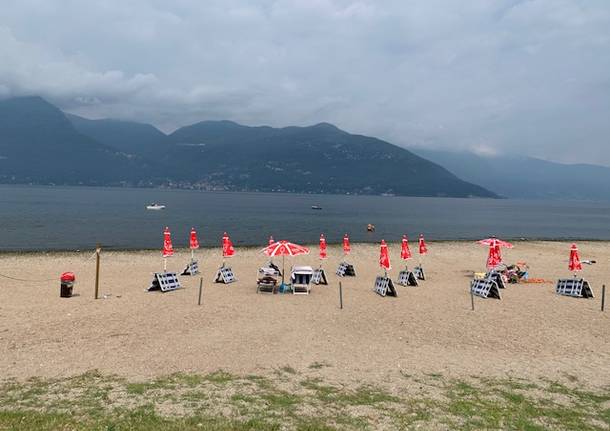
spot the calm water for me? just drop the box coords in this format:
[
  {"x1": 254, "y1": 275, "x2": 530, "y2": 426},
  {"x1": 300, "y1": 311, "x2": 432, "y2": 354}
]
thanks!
[{"x1": 1, "y1": 185, "x2": 609, "y2": 251}]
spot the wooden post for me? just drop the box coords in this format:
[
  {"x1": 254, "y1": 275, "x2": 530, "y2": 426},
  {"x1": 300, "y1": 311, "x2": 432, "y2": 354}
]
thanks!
[
  {"x1": 470, "y1": 287, "x2": 475, "y2": 311},
  {"x1": 339, "y1": 282, "x2": 343, "y2": 310},
  {"x1": 94, "y1": 244, "x2": 101, "y2": 300},
  {"x1": 602, "y1": 284, "x2": 605, "y2": 312},
  {"x1": 198, "y1": 277, "x2": 203, "y2": 306}
]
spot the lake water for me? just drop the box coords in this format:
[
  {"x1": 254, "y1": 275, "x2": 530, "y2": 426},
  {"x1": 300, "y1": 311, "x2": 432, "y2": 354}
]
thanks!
[{"x1": 1, "y1": 185, "x2": 609, "y2": 251}]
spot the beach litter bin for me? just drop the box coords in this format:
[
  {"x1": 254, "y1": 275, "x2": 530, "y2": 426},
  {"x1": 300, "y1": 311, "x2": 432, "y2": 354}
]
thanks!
[{"x1": 60, "y1": 272, "x2": 75, "y2": 298}]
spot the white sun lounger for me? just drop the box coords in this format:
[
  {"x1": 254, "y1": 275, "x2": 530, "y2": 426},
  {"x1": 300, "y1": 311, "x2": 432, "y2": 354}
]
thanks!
[{"x1": 291, "y1": 265, "x2": 314, "y2": 295}]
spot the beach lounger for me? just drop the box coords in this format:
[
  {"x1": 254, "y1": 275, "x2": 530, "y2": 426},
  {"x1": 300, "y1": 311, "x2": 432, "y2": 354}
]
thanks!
[
  {"x1": 257, "y1": 267, "x2": 279, "y2": 293},
  {"x1": 291, "y1": 265, "x2": 314, "y2": 295},
  {"x1": 397, "y1": 270, "x2": 418, "y2": 287},
  {"x1": 336, "y1": 261, "x2": 356, "y2": 277},
  {"x1": 181, "y1": 260, "x2": 199, "y2": 276},
  {"x1": 374, "y1": 276, "x2": 397, "y2": 297},
  {"x1": 556, "y1": 278, "x2": 594, "y2": 298},
  {"x1": 470, "y1": 278, "x2": 501, "y2": 299},
  {"x1": 312, "y1": 268, "x2": 328, "y2": 285},
  {"x1": 148, "y1": 272, "x2": 181, "y2": 292},
  {"x1": 414, "y1": 266, "x2": 425, "y2": 281},
  {"x1": 215, "y1": 265, "x2": 237, "y2": 284}
]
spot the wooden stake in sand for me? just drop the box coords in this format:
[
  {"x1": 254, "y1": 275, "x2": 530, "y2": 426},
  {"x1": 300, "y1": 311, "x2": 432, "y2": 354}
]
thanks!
[
  {"x1": 602, "y1": 284, "x2": 606, "y2": 312},
  {"x1": 470, "y1": 287, "x2": 475, "y2": 311},
  {"x1": 339, "y1": 282, "x2": 343, "y2": 309},
  {"x1": 94, "y1": 244, "x2": 101, "y2": 300},
  {"x1": 198, "y1": 277, "x2": 203, "y2": 306}
]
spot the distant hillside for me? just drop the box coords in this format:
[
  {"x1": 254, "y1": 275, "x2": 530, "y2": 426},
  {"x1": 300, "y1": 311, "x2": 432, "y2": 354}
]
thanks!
[
  {"x1": 0, "y1": 96, "x2": 496, "y2": 197},
  {"x1": 0, "y1": 97, "x2": 150, "y2": 185},
  {"x1": 164, "y1": 120, "x2": 497, "y2": 197},
  {"x1": 413, "y1": 148, "x2": 610, "y2": 200},
  {"x1": 67, "y1": 113, "x2": 170, "y2": 157}
]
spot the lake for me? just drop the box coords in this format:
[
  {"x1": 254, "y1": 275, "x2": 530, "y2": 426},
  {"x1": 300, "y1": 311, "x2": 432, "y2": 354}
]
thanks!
[{"x1": 1, "y1": 185, "x2": 609, "y2": 251}]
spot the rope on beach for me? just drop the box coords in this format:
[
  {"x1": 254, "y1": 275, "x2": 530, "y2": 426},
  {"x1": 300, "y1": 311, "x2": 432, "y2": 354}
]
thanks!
[
  {"x1": 0, "y1": 273, "x2": 56, "y2": 282},
  {"x1": 0, "y1": 250, "x2": 99, "y2": 283}
]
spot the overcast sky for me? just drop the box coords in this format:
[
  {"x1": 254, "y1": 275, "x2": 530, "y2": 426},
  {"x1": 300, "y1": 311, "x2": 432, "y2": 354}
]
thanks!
[{"x1": 1, "y1": 0, "x2": 609, "y2": 165}]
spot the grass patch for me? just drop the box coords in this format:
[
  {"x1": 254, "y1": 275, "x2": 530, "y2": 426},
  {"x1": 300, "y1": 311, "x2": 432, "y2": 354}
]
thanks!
[{"x1": 1, "y1": 372, "x2": 608, "y2": 430}]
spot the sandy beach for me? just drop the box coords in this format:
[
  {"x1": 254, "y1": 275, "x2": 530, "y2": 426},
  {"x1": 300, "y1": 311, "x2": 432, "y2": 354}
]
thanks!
[{"x1": 0, "y1": 241, "x2": 608, "y2": 387}]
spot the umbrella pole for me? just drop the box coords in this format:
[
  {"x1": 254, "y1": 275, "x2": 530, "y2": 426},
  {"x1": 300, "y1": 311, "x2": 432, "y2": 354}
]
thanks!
[
  {"x1": 191, "y1": 248, "x2": 194, "y2": 263},
  {"x1": 282, "y1": 254, "x2": 285, "y2": 284},
  {"x1": 163, "y1": 257, "x2": 167, "y2": 272}
]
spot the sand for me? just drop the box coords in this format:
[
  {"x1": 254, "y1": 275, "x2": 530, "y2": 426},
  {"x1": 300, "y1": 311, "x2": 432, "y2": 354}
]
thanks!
[{"x1": 0, "y1": 241, "x2": 608, "y2": 387}]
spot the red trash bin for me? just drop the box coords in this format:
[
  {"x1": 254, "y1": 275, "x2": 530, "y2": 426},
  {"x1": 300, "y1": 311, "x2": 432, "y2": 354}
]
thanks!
[{"x1": 60, "y1": 272, "x2": 75, "y2": 298}]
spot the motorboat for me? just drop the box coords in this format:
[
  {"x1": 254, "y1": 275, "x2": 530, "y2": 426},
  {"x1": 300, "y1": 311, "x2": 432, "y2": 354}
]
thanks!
[
  {"x1": 311, "y1": 205, "x2": 322, "y2": 210},
  {"x1": 146, "y1": 203, "x2": 166, "y2": 210}
]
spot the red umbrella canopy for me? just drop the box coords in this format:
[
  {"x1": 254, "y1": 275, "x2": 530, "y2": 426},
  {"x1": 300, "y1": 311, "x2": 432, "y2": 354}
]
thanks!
[
  {"x1": 268, "y1": 235, "x2": 274, "y2": 245},
  {"x1": 478, "y1": 237, "x2": 513, "y2": 248},
  {"x1": 343, "y1": 234, "x2": 351, "y2": 255},
  {"x1": 222, "y1": 232, "x2": 235, "y2": 258},
  {"x1": 189, "y1": 227, "x2": 200, "y2": 250},
  {"x1": 400, "y1": 235, "x2": 412, "y2": 260},
  {"x1": 162, "y1": 226, "x2": 174, "y2": 257},
  {"x1": 418, "y1": 234, "x2": 428, "y2": 255},
  {"x1": 379, "y1": 239, "x2": 391, "y2": 270},
  {"x1": 569, "y1": 243, "x2": 582, "y2": 272},
  {"x1": 478, "y1": 237, "x2": 513, "y2": 270},
  {"x1": 262, "y1": 240, "x2": 309, "y2": 257},
  {"x1": 319, "y1": 234, "x2": 327, "y2": 259}
]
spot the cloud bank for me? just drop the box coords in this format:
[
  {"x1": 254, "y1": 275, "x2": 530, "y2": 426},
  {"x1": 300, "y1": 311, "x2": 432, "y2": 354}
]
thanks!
[{"x1": 1, "y1": 0, "x2": 609, "y2": 164}]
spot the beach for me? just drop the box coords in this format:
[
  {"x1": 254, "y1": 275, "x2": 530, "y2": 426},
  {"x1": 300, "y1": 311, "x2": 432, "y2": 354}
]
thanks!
[{"x1": 1, "y1": 241, "x2": 608, "y2": 387}]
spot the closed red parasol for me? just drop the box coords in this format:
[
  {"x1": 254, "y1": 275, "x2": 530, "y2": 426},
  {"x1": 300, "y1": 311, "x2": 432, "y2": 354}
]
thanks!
[
  {"x1": 569, "y1": 243, "x2": 582, "y2": 272},
  {"x1": 379, "y1": 239, "x2": 391, "y2": 271},
  {"x1": 162, "y1": 226, "x2": 173, "y2": 271},
  {"x1": 189, "y1": 228, "x2": 199, "y2": 250},
  {"x1": 418, "y1": 234, "x2": 428, "y2": 255},
  {"x1": 162, "y1": 226, "x2": 174, "y2": 257},
  {"x1": 400, "y1": 235, "x2": 412, "y2": 261},
  {"x1": 319, "y1": 234, "x2": 327, "y2": 260},
  {"x1": 222, "y1": 232, "x2": 235, "y2": 258},
  {"x1": 268, "y1": 235, "x2": 274, "y2": 245},
  {"x1": 343, "y1": 233, "x2": 351, "y2": 255}
]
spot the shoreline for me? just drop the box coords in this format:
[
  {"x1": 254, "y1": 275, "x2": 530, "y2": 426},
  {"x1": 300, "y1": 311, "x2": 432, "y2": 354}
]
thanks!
[{"x1": 2, "y1": 238, "x2": 610, "y2": 254}]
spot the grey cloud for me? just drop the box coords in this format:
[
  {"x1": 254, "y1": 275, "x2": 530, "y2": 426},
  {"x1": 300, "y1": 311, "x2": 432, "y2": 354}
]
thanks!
[{"x1": 0, "y1": 0, "x2": 609, "y2": 164}]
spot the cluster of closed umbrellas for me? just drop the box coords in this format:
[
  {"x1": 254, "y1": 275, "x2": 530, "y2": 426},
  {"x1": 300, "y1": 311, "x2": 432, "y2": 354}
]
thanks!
[
  {"x1": 160, "y1": 228, "x2": 584, "y2": 277},
  {"x1": 159, "y1": 227, "x2": 430, "y2": 273}
]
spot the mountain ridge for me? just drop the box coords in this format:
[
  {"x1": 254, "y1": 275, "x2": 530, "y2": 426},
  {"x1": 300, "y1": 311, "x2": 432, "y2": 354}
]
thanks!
[
  {"x1": 1, "y1": 96, "x2": 496, "y2": 198},
  {"x1": 412, "y1": 148, "x2": 610, "y2": 200}
]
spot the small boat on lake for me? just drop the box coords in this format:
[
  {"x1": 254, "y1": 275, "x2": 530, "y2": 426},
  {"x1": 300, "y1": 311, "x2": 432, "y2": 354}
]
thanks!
[
  {"x1": 311, "y1": 205, "x2": 322, "y2": 210},
  {"x1": 146, "y1": 203, "x2": 166, "y2": 210}
]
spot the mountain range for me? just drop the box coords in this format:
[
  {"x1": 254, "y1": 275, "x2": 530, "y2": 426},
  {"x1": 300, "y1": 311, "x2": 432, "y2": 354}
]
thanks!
[
  {"x1": 413, "y1": 148, "x2": 610, "y2": 200},
  {"x1": 0, "y1": 96, "x2": 495, "y2": 198}
]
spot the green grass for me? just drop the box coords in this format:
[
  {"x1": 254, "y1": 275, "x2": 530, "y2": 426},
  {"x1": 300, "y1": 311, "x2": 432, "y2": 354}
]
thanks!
[{"x1": 1, "y1": 371, "x2": 608, "y2": 430}]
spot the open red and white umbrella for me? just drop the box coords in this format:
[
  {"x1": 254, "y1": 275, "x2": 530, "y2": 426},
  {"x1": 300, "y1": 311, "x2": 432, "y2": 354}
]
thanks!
[
  {"x1": 478, "y1": 237, "x2": 513, "y2": 270},
  {"x1": 261, "y1": 240, "x2": 310, "y2": 283},
  {"x1": 400, "y1": 235, "x2": 412, "y2": 261},
  {"x1": 569, "y1": 243, "x2": 582, "y2": 273},
  {"x1": 162, "y1": 226, "x2": 174, "y2": 271},
  {"x1": 319, "y1": 234, "x2": 327, "y2": 260},
  {"x1": 343, "y1": 233, "x2": 351, "y2": 255},
  {"x1": 222, "y1": 232, "x2": 235, "y2": 258},
  {"x1": 379, "y1": 239, "x2": 391, "y2": 272}
]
